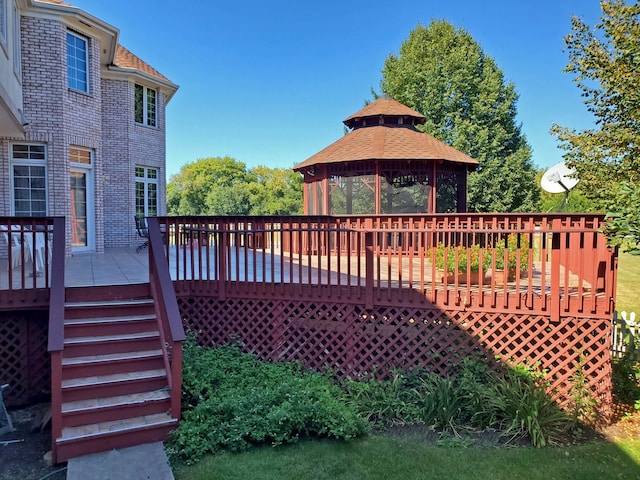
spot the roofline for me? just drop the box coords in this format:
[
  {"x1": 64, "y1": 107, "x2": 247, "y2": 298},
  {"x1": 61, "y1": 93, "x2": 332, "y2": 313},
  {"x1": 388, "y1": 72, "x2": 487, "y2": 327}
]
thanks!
[
  {"x1": 26, "y1": 1, "x2": 120, "y2": 64},
  {"x1": 293, "y1": 158, "x2": 479, "y2": 173},
  {"x1": 105, "y1": 66, "x2": 179, "y2": 103}
]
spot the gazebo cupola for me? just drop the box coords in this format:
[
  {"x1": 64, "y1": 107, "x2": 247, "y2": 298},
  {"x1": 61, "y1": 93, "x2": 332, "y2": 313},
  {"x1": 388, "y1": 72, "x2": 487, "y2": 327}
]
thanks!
[{"x1": 293, "y1": 96, "x2": 479, "y2": 215}]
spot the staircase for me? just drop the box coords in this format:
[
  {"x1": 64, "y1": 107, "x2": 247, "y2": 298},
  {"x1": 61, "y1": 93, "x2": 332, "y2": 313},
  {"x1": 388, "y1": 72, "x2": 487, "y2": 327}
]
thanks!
[{"x1": 53, "y1": 285, "x2": 179, "y2": 462}]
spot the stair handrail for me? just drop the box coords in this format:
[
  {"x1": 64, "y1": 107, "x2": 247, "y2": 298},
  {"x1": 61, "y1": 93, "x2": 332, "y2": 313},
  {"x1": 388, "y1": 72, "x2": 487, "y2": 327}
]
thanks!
[
  {"x1": 47, "y1": 216, "x2": 66, "y2": 351},
  {"x1": 46, "y1": 216, "x2": 65, "y2": 463},
  {"x1": 147, "y1": 217, "x2": 185, "y2": 419}
]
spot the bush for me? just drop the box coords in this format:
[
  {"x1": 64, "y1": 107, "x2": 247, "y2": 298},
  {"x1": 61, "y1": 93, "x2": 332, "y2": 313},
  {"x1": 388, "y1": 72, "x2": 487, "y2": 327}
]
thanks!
[
  {"x1": 485, "y1": 363, "x2": 569, "y2": 447},
  {"x1": 344, "y1": 359, "x2": 571, "y2": 447},
  {"x1": 612, "y1": 352, "x2": 640, "y2": 408},
  {"x1": 169, "y1": 337, "x2": 368, "y2": 464}
]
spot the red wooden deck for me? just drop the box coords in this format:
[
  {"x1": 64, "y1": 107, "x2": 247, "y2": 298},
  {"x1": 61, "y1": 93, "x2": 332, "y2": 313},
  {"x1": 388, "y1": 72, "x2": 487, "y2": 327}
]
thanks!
[{"x1": 0, "y1": 214, "x2": 618, "y2": 423}]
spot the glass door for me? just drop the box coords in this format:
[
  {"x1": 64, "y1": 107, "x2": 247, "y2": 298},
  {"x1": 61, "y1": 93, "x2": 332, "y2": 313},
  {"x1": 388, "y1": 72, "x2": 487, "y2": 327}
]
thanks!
[{"x1": 70, "y1": 167, "x2": 94, "y2": 250}]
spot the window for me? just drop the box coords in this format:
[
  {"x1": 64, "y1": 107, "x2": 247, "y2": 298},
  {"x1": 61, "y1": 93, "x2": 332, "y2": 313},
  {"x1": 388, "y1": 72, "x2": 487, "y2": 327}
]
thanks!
[
  {"x1": 135, "y1": 167, "x2": 158, "y2": 217},
  {"x1": 11, "y1": 144, "x2": 47, "y2": 216},
  {"x1": 67, "y1": 31, "x2": 88, "y2": 92},
  {"x1": 69, "y1": 147, "x2": 92, "y2": 165},
  {"x1": 135, "y1": 84, "x2": 157, "y2": 127},
  {"x1": 1, "y1": 0, "x2": 6, "y2": 46},
  {"x1": 12, "y1": 3, "x2": 20, "y2": 77}
]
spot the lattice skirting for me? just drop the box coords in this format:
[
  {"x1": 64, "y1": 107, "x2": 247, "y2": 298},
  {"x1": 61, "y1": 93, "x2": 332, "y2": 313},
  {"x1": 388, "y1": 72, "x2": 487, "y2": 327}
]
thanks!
[
  {"x1": 178, "y1": 295, "x2": 612, "y2": 421},
  {"x1": 0, "y1": 311, "x2": 50, "y2": 408}
]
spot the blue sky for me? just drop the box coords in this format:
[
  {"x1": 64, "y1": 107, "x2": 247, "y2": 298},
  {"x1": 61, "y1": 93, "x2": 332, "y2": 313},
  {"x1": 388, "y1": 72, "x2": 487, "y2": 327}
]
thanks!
[{"x1": 69, "y1": 0, "x2": 604, "y2": 179}]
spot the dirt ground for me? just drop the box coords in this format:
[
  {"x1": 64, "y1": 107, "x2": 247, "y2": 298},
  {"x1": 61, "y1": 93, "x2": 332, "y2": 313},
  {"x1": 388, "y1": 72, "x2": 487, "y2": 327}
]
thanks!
[
  {"x1": 1, "y1": 404, "x2": 639, "y2": 480},
  {"x1": 0, "y1": 404, "x2": 66, "y2": 480}
]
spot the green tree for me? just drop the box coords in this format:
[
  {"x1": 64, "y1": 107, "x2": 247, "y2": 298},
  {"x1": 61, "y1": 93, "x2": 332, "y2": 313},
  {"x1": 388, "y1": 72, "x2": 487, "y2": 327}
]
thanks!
[
  {"x1": 167, "y1": 157, "x2": 249, "y2": 215},
  {"x1": 245, "y1": 166, "x2": 303, "y2": 215},
  {"x1": 167, "y1": 158, "x2": 303, "y2": 216},
  {"x1": 551, "y1": 0, "x2": 640, "y2": 253},
  {"x1": 380, "y1": 21, "x2": 540, "y2": 213}
]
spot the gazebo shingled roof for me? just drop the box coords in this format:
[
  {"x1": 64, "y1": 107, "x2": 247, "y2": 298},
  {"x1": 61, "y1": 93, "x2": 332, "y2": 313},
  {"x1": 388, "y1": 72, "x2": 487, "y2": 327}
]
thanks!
[
  {"x1": 294, "y1": 97, "x2": 478, "y2": 171},
  {"x1": 294, "y1": 96, "x2": 478, "y2": 215}
]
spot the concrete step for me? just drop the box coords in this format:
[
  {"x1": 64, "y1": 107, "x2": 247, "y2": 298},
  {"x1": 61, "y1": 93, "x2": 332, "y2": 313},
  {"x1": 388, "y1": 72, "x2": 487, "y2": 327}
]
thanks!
[{"x1": 66, "y1": 442, "x2": 175, "y2": 480}]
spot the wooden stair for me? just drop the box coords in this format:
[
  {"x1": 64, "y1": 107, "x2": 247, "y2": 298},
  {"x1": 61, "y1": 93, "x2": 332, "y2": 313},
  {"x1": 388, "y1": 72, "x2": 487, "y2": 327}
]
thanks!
[{"x1": 54, "y1": 285, "x2": 178, "y2": 462}]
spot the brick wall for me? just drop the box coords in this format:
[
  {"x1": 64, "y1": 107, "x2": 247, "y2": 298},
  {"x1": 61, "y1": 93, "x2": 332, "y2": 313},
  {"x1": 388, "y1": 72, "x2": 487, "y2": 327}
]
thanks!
[
  {"x1": 102, "y1": 81, "x2": 168, "y2": 247},
  {"x1": 1, "y1": 12, "x2": 169, "y2": 252}
]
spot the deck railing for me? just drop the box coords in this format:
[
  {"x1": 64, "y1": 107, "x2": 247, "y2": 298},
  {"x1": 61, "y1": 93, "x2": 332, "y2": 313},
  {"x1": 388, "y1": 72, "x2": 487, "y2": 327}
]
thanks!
[
  {"x1": 157, "y1": 214, "x2": 617, "y2": 319},
  {"x1": 46, "y1": 217, "x2": 66, "y2": 454},
  {"x1": 147, "y1": 217, "x2": 186, "y2": 419},
  {"x1": 0, "y1": 216, "x2": 57, "y2": 306}
]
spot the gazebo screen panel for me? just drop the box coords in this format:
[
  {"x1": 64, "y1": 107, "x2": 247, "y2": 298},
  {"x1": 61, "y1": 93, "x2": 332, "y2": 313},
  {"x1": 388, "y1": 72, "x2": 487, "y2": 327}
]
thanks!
[
  {"x1": 329, "y1": 174, "x2": 375, "y2": 215},
  {"x1": 436, "y1": 167, "x2": 466, "y2": 213},
  {"x1": 380, "y1": 175, "x2": 431, "y2": 214}
]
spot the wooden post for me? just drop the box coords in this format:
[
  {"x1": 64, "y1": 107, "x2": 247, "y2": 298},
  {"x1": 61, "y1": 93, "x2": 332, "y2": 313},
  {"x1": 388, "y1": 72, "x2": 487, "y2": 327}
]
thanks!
[
  {"x1": 550, "y1": 218, "x2": 561, "y2": 322},
  {"x1": 365, "y1": 231, "x2": 374, "y2": 309},
  {"x1": 219, "y1": 224, "x2": 227, "y2": 301},
  {"x1": 171, "y1": 342, "x2": 183, "y2": 419}
]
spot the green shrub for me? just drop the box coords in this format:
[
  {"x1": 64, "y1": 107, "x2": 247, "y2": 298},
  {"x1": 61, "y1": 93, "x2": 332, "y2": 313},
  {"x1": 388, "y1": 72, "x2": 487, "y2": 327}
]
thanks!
[
  {"x1": 169, "y1": 338, "x2": 368, "y2": 464},
  {"x1": 344, "y1": 359, "x2": 571, "y2": 447},
  {"x1": 486, "y1": 363, "x2": 569, "y2": 447},
  {"x1": 342, "y1": 370, "x2": 426, "y2": 425},
  {"x1": 612, "y1": 350, "x2": 640, "y2": 408}
]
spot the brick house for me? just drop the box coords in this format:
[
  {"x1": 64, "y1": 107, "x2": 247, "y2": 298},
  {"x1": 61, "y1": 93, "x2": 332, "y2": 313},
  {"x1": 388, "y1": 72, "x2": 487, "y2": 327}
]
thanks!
[{"x1": 0, "y1": 0, "x2": 178, "y2": 253}]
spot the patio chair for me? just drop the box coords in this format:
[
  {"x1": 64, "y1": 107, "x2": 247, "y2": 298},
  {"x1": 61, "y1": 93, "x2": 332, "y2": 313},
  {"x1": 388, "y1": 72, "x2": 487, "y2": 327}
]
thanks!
[
  {"x1": 135, "y1": 216, "x2": 149, "y2": 253},
  {"x1": 0, "y1": 225, "x2": 32, "y2": 268},
  {"x1": 0, "y1": 384, "x2": 14, "y2": 436}
]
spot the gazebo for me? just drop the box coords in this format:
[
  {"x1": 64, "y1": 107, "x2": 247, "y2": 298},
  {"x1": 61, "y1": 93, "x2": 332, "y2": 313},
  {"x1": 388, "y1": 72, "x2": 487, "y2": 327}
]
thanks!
[{"x1": 293, "y1": 97, "x2": 479, "y2": 215}]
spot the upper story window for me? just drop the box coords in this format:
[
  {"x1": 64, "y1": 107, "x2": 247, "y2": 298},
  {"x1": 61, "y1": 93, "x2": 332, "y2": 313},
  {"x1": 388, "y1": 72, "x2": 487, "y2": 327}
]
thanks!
[
  {"x1": 12, "y1": 3, "x2": 20, "y2": 77},
  {"x1": 11, "y1": 144, "x2": 48, "y2": 216},
  {"x1": 135, "y1": 84, "x2": 157, "y2": 127},
  {"x1": 0, "y1": 0, "x2": 7, "y2": 46},
  {"x1": 67, "y1": 31, "x2": 88, "y2": 92}
]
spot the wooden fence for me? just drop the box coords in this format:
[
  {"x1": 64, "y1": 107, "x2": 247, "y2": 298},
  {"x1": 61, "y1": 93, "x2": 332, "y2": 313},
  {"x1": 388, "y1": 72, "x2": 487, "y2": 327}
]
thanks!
[{"x1": 612, "y1": 311, "x2": 638, "y2": 361}]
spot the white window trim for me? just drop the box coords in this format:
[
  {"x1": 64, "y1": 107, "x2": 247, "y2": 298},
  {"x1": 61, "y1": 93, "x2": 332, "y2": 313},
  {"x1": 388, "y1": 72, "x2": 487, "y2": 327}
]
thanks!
[
  {"x1": 135, "y1": 84, "x2": 157, "y2": 127},
  {"x1": 0, "y1": 0, "x2": 7, "y2": 53},
  {"x1": 12, "y1": 2, "x2": 20, "y2": 79},
  {"x1": 10, "y1": 143, "x2": 48, "y2": 216},
  {"x1": 67, "y1": 30, "x2": 89, "y2": 93},
  {"x1": 135, "y1": 166, "x2": 159, "y2": 217}
]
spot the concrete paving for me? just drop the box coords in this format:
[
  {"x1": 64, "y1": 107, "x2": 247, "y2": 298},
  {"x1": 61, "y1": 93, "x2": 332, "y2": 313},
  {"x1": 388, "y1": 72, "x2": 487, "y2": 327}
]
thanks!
[{"x1": 66, "y1": 442, "x2": 174, "y2": 480}]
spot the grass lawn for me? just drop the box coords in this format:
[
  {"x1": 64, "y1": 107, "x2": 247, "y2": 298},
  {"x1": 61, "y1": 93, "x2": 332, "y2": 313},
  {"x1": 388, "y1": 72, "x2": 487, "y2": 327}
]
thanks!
[
  {"x1": 617, "y1": 252, "x2": 640, "y2": 315},
  {"x1": 173, "y1": 436, "x2": 640, "y2": 480}
]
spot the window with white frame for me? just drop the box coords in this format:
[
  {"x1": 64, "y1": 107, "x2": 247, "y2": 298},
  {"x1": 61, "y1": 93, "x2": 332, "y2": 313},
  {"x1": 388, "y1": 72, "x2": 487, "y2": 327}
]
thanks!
[
  {"x1": 135, "y1": 166, "x2": 158, "y2": 217},
  {"x1": 11, "y1": 144, "x2": 47, "y2": 216},
  {"x1": 13, "y1": 2, "x2": 20, "y2": 77},
  {"x1": 67, "y1": 31, "x2": 88, "y2": 92},
  {"x1": 134, "y1": 84, "x2": 157, "y2": 127},
  {"x1": 0, "y1": 0, "x2": 7, "y2": 46}
]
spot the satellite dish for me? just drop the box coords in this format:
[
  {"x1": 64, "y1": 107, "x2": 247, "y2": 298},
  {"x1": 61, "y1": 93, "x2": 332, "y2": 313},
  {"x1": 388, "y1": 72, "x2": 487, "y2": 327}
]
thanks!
[{"x1": 540, "y1": 162, "x2": 579, "y2": 194}]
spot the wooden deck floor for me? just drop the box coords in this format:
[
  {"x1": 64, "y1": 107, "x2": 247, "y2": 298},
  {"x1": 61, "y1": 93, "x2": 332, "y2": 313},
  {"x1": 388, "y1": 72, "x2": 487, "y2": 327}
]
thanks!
[{"x1": 0, "y1": 245, "x2": 589, "y2": 295}]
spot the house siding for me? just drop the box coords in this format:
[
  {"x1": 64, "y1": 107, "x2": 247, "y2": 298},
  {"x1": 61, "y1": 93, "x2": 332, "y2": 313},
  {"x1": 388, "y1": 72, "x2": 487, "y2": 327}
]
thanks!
[
  {"x1": 17, "y1": 16, "x2": 105, "y2": 253},
  {"x1": 0, "y1": 4, "x2": 174, "y2": 253},
  {"x1": 102, "y1": 81, "x2": 168, "y2": 247}
]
